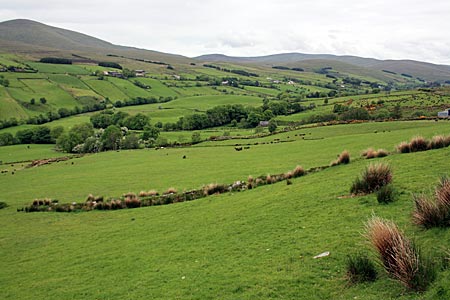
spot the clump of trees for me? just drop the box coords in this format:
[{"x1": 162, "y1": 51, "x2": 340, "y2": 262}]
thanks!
[
  {"x1": 90, "y1": 111, "x2": 150, "y2": 130},
  {"x1": 0, "y1": 125, "x2": 65, "y2": 146},
  {"x1": 98, "y1": 62, "x2": 122, "y2": 69},
  {"x1": 39, "y1": 57, "x2": 72, "y2": 64}
]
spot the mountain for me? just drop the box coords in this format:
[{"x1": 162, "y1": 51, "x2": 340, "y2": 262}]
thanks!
[
  {"x1": 0, "y1": 19, "x2": 190, "y2": 64},
  {"x1": 195, "y1": 53, "x2": 450, "y2": 83}
]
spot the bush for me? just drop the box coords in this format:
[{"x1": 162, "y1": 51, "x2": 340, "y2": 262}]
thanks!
[
  {"x1": 366, "y1": 216, "x2": 436, "y2": 291},
  {"x1": 413, "y1": 176, "x2": 450, "y2": 228},
  {"x1": 0, "y1": 201, "x2": 7, "y2": 209},
  {"x1": 351, "y1": 163, "x2": 392, "y2": 194},
  {"x1": 346, "y1": 253, "x2": 377, "y2": 284},
  {"x1": 377, "y1": 184, "x2": 396, "y2": 204}
]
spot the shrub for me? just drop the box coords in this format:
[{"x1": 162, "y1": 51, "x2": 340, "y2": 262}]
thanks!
[
  {"x1": 346, "y1": 253, "x2": 377, "y2": 284},
  {"x1": 409, "y1": 136, "x2": 428, "y2": 152},
  {"x1": 351, "y1": 163, "x2": 393, "y2": 194},
  {"x1": 377, "y1": 184, "x2": 396, "y2": 204},
  {"x1": 413, "y1": 176, "x2": 450, "y2": 228},
  {"x1": 396, "y1": 141, "x2": 410, "y2": 153},
  {"x1": 0, "y1": 201, "x2": 7, "y2": 209},
  {"x1": 366, "y1": 216, "x2": 436, "y2": 291}
]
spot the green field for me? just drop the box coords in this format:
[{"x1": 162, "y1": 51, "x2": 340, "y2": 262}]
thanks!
[
  {"x1": 27, "y1": 62, "x2": 90, "y2": 75},
  {"x1": 1, "y1": 120, "x2": 450, "y2": 299}
]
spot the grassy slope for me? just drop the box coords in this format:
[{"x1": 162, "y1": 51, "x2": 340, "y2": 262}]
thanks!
[{"x1": 1, "y1": 131, "x2": 449, "y2": 299}]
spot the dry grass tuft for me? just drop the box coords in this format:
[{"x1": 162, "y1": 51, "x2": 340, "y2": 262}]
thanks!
[
  {"x1": 366, "y1": 216, "x2": 436, "y2": 291},
  {"x1": 351, "y1": 163, "x2": 392, "y2": 194},
  {"x1": 413, "y1": 176, "x2": 450, "y2": 228}
]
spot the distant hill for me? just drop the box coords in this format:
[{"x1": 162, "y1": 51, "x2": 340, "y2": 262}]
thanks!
[
  {"x1": 0, "y1": 19, "x2": 190, "y2": 64},
  {"x1": 195, "y1": 53, "x2": 450, "y2": 83}
]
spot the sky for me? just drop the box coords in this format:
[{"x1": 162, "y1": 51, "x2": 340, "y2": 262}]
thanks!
[{"x1": 1, "y1": 0, "x2": 449, "y2": 64}]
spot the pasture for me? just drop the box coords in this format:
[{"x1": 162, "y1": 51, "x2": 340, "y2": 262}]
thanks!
[{"x1": 0, "y1": 120, "x2": 450, "y2": 299}]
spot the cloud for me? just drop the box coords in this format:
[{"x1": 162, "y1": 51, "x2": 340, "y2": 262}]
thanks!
[{"x1": 0, "y1": 0, "x2": 449, "y2": 64}]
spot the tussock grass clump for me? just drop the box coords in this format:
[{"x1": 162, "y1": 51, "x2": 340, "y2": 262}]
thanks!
[
  {"x1": 362, "y1": 148, "x2": 376, "y2": 159},
  {"x1": 331, "y1": 150, "x2": 350, "y2": 166},
  {"x1": 292, "y1": 165, "x2": 305, "y2": 178},
  {"x1": 346, "y1": 253, "x2": 377, "y2": 284},
  {"x1": 138, "y1": 191, "x2": 148, "y2": 197},
  {"x1": 362, "y1": 148, "x2": 389, "y2": 159},
  {"x1": 164, "y1": 187, "x2": 177, "y2": 195},
  {"x1": 396, "y1": 141, "x2": 411, "y2": 153},
  {"x1": 125, "y1": 197, "x2": 141, "y2": 208},
  {"x1": 409, "y1": 136, "x2": 428, "y2": 152},
  {"x1": 351, "y1": 163, "x2": 393, "y2": 194},
  {"x1": 366, "y1": 216, "x2": 436, "y2": 291},
  {"x1": 147, "y1": 190, "x2": 159, "y2": 196},
  {"x1": 429, "y1": 135, "x2": 446, "y2": 149},
  {"x1": 375, "y1": 149, "x2": 389, "y2": 158},
  {"x1": 413, "y1": 176, "x2": 450, "y2": 228},
  {"x1": 203, "y1": 183, "x2": 228, "y2": 195},
  {"x1": 376, "y1": 184, "x2": 396, "y2": 204}
]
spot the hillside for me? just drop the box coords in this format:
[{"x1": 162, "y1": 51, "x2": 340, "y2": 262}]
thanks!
[
  {"x1": 0, "y1": 19, "x2": 190, "y2": 64},
  {"x1": 196, "y1": 53, "x2": 450, "y2": 83}
]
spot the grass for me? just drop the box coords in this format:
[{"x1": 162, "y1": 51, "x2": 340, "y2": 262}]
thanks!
[
  {"x1": 365, "y1": 216, "x2": 436, "y2": 291},
  {"x1": 0, "y1": 144, "x2": 67, "y2": 164},
  {"x1": 1, "y1": 144, "x2": 450, "y2": 299},
  {"x1": 26, "y1": 62, "x2": 90, "y2": 75},
  {"x1": 413, "y1": 176, "x2": 450, "y2": 228},
  {"x1": 351, "y1": 163, "x2": 393, "y2": 195}
]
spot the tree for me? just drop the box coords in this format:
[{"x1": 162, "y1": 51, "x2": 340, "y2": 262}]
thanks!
[
  {"x1": 40, "y1": 97, "x2": 47, "y2": 104},
  {"x1": 32, "y1": 126, "x2": 52, "y2": 144},
  {"x1": 101, "y1": 125, "x2": 122, "y2": 150},
  {"x1": 50, "y1": 126, "x2": 64, "y2": 142},
  {"x1": 122, "y1": 133, "x2": 140, "y2": 149},
  {"x1": 268, "y1": 120, "x2": 278, "y2": 133},
  {"x1": 0, "y1": 132, "x2": 15, "y2": 146},
  {"x1": 123, "y1": 113, "x2": 149, "y2": 130},
  {"x1": 141, "y1": 125, "x2": 160, "y2": 140},
  {"x1": 391, "y1": 104, "x2": 402, "y2": 119},
  {"x1": 30, "y1": 98, "x2": 35, "y2": 105},
  {"x1": 56, "y1": 123, "x2": 94, "y2": 152},
  {"x1": 191, "y1": 132, "x2": 201, "y2": 144}
]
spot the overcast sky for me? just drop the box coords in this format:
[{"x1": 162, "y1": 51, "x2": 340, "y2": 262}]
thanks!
[{"x1": 1, "y1": 0, "x2": 449, "y2": 64}]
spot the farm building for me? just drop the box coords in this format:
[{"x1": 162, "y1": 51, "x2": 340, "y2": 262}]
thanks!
[
  {"x1": 135, "y1": 70, "x2": 146, "y2": 77},
  {"x1": 437, "y1": 109, "x2": 450, "y2": 118}
]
